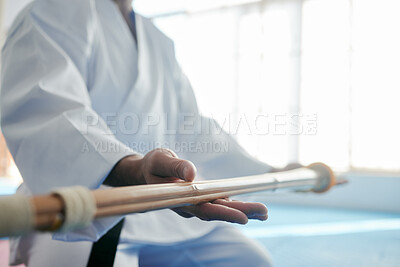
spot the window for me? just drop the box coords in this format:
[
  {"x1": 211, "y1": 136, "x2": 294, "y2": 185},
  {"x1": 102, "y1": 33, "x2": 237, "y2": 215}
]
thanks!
[{"x1": 134, "y1": 0, "x2": 400, "y2": 172}]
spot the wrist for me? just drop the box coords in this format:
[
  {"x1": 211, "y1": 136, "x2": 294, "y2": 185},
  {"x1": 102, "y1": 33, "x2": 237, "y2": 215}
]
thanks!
[{"x1": 104, "y1": 154, "x2": 144, "y2": 187}]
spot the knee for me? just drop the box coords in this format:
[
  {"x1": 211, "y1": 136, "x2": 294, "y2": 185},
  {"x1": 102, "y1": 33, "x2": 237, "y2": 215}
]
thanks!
[{"x1": 232, "y1": 239, "x2": 272, "y2": 267}]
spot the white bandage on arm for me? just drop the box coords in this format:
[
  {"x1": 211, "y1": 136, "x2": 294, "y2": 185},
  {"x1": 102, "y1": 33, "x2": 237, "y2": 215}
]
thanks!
[
  {"x1": 0, "y1": 194, "x2": 34, "y2": 237},
  {"x1": 52, "y1": 186, "x2": 96, "y2": 232}
]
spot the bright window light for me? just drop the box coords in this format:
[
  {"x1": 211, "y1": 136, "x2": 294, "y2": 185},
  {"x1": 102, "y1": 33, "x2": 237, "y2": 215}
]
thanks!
[
  {"x1": 350, "y1": 0, "x2": 400, "y2": 170},
  {"x1": 135, "y1": 0, "x2": 400, "y2": 172},
  {"x1": 300, "y1": 0, "x2": 351, "y2": 170}
]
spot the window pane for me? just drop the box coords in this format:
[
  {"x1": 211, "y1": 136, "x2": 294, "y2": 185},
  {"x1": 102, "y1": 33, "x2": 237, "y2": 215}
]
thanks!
[
  {"x1": 139, "y1": 0, "x2": 400, "y2": 172},
  {"x1": 255, "y1": 2, "x2": 299, "y2": 167},
  {"x1": 134, "y1": 0, "x2": 261, "y2": 16},
  {"x1": 351, "y1": 0, "x2": 400, "y2": 170},
  {"x1": 300, "y1": 0, "x2": 350, "y2": 170},
  {"x1": 154, "y1": 10, "x2": 238, "y2": 119}
]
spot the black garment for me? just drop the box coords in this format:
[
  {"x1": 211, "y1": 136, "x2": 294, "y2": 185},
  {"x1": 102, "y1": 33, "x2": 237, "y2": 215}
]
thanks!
[{"x1": 86, "y1": 219, "x2": 125, "y2": 267}]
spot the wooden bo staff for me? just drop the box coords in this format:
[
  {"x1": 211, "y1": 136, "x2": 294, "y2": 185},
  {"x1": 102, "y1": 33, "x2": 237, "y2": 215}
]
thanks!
[{"x1": 0, "y1": 163, "x2": 342, "y2": 237}]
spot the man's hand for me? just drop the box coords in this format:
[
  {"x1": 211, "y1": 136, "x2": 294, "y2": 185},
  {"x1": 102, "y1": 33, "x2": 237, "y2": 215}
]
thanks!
[{"x1": 104, "y1": 148, "x2": 268, "y2": 224}]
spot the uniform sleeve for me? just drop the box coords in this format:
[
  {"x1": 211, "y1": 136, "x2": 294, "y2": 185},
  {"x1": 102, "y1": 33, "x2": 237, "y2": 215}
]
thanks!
[
  {"x1": 173, "y1": 61, "x2": 273, "y2": 180},
  {"x1": 1, "y1": 0, "x2": 136, "y2": 195}
]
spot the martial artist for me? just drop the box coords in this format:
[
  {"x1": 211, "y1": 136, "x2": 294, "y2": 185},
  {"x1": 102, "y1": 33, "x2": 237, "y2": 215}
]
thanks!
[{"x1": 1, "y1": 0, "x2": 281, "y2": 265}]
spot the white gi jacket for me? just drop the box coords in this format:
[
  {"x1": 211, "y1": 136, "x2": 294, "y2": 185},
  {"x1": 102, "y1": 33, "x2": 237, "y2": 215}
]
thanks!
[{"x1": 1, "y1": 0, "x2": 271, "y2": 265}]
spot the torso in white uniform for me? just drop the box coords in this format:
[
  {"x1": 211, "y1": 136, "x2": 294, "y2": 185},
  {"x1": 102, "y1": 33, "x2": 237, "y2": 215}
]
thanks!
[{"x1": 1, "y1": 0, "x2": 272, "y2": 265}]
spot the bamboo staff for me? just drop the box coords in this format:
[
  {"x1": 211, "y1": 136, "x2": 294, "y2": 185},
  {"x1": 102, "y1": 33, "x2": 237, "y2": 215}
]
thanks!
[{"x1": 0, "y1": 163, "x2": 340, "y2": 237}]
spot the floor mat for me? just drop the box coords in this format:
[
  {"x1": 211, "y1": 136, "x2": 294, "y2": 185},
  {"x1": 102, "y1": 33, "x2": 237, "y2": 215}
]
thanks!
[{"x1": 237, "y1": 204, "x2": 400, "y2": 267}]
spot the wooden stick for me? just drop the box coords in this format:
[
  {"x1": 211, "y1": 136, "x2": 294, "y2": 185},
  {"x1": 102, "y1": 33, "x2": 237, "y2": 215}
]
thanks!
[
  {"x1": 95, "y1": 179, "x2": 318, "y2": 217},
  {"x1": 93, "y1": 168, "x2": 320, "y2": 216},
  {"x1": 94, "y1": 168, "x2": 319, "y2": 208},
  {"x1": 0, "y1": 163, "x2": 338, "y2": 236}
]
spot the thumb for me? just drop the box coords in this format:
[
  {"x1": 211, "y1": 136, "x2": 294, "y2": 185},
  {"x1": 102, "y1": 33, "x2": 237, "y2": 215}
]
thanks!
[{"x1": 149, "y1": 149, "x2": 197, "y2": 182}]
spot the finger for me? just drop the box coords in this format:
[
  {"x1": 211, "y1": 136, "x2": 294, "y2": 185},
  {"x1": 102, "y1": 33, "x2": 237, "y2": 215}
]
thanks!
[
  {"x1": 181, "y1": 202, "x2": 249, "y2": 224},
  {"x1": 150, "y1": 149, "x2": 197, "y2": 181},
  {"x1": 212, "y1": 199, "x2": 268, "y2": 221}
]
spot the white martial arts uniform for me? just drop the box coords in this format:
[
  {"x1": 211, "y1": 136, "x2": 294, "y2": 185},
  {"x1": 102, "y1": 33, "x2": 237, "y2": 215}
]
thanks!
[{"x1": 1, "y1": 0, "x2": 272, "y2": 266}]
